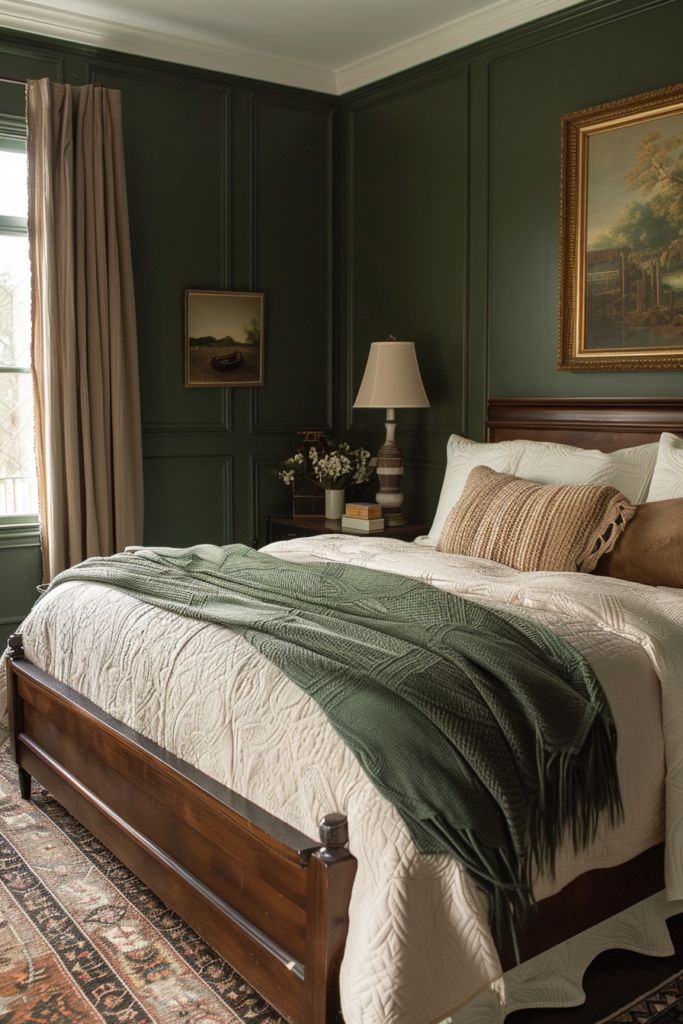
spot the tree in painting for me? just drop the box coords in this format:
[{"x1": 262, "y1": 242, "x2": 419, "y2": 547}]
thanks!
[
  {"x1": 243, "y1": 317, "x2": 261, "y2": 346},
  {"x1": 626, "y1": 130, "x2": 683, "y2": 227},
  {"x1": 593, "y1": 200, "x2": 676, "y2": 253},
  {"x1": 586, "y1": 122, "x2": 683, "y2": 348}
]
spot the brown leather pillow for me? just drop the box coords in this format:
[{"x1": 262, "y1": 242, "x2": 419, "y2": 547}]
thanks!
[{"x1": 595, "y1": 497, "x2": 683, "y2": 588}]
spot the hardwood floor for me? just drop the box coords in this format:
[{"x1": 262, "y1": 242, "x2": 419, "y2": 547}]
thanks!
[{"x1": 509, "y1": 915, "x2": 683, "y2": 1023}]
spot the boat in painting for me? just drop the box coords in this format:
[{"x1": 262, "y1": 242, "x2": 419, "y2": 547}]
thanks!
[{"x1": 210, "y1": 352, "x2": 243, "y2": 371}]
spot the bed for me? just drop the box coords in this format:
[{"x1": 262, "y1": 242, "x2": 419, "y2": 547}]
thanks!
[{"x1": 5, "y1": 396, "x2": 683, "y2": 1024}]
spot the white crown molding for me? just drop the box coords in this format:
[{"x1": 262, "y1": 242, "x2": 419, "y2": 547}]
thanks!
[
  {"x1": 334, "y1": 0, "x2": 585, "y2": 94},
  {"x1": 0, "y1": 0, "x2": 337, "y2": 93},
  {"x1": 0, "y1": 0, "x2": 587, "y2": 96}
]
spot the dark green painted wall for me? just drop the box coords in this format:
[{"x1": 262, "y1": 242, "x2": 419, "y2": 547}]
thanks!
[
  {"x1": 340, "y1": 68, "x2": 470, "y2": 519},
  {"x1": 0, "y1": 29, "x2": 336, "y2": 633},
  {"x1": 341, "y1": 0, "x2": 683, "y2": 523}
]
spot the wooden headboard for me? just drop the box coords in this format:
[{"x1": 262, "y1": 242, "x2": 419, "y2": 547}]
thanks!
[{"x1": 487, "y1": 398, "x2": 683, "y2": 451}]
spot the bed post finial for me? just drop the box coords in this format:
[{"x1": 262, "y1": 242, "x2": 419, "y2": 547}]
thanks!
[
  {"x1": 306, "y1": 815, "x2": 356, "y2": 1021},
  {"x1": 7, "y1": 633, "x2": 24, "y2": 660},
  {"x1": 318, "y1": 813, "x2": 349, "y2": 862}
]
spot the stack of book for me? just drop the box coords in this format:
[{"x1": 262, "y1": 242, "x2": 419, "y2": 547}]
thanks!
[{"x1": 341, "y1": 502, "x2": 384, "y2": 533}]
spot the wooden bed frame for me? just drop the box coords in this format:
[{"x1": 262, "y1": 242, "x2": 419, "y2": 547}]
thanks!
[{"x1": 6, "y1": 396, "x2": 683, "y2": 1024}]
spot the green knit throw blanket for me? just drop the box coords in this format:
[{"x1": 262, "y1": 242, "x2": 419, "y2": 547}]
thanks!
[{"x1": 48, "y1": 543, "x2": 622, "y2": 948}]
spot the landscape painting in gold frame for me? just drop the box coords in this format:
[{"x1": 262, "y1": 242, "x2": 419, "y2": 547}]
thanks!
[
  {"x1": 185, "y1": 290, "x2": 264, "y2": 387},
  {"x1": 558, "y1": 82, "x2": 683, "y2": 371}
]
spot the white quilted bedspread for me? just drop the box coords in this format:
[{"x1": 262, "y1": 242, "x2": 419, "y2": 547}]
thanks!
[{"x1": 17, "y1": 536, "x2": 683, "y2": 1024}]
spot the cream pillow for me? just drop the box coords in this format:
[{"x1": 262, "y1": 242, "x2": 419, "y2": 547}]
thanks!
[
  {"x1": 646, "y1": 433, "x2": 683, "y2": 501},
  {"x1": 426, "y1": 434, "x2": 658, "y2": 546}
]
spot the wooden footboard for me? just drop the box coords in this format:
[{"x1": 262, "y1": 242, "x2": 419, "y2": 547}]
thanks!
[
  {"x1": 5, "y1": 635, "x2": 356, "y2": 1024},
  {"x1": 4, "y1": 630, "x2": 667, "y2": 1024}
]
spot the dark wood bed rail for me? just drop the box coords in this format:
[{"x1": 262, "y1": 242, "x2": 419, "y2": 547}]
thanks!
[
  {"x1": 6, "y1": 635, "x2": 356, "y2": 1024},
  {"x1": 6, "y1": 396, "x2": 680, "y2": 1024}
]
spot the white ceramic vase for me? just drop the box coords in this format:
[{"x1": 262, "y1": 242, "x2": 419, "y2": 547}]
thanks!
[{"x1": 324, "y1": 488, "x2": 345, "y2": 520}]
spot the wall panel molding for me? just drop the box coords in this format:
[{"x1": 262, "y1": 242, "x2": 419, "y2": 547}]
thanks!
[
  {"x1": 465, "y1": 58, "x2": 491, "y2": 441},
  {"x1": 220, "y1": 86, "x2": 232, "y2": 291},
  {"x1": 86, "y1": 56, "x2": 237, "y2": 90},
  {"x1": 342, "y1": 65, "x2": 470, "y2": 441},
  {"x1": 89, "y1": 59, "x2": 235, "y2": 436},
  {"x1": 463, "y1": 0, "x2": 678, "y2": 70},
  {"x1": 143, "y1": 454, "x2": 233, "y2": 545},
  {"x1": 341, "y1": 106, "x2": 355, "y2": 433},
  {"x1": 142, "y1": 388, "x2": 232, "y2": 435},
  {"x1": 249, "y1": 91, "x2": 258, "y2": 294},
  {"x1": 0, "y1": 615, "x2": 23, "y2": 628},
  {"x1": 483, "y1": 0, "x2": 683, "y2": 402},
  {"x1": 250, "y1": 97, "x2": 334, "y2": 434},
  {"x1": 0, "y1": 37, "x2": 63, "y2": 81},
  {"x1": 344, "y1": 59, "x2": 473, "y2": 110},
  {"x1": 249, "y1": 452, "x2": 290, "y2": 546}
]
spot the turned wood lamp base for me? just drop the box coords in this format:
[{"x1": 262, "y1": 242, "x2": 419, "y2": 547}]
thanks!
[{"x1": 375, "y1": 408, "x2": 407, "y2": 527}]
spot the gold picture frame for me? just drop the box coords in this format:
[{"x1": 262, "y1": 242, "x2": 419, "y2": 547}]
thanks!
[
  {"x1": 185, "y1": 290, "x2": 265, "y2": 387},
  {"x1": 558, "y1": 82, "x2": 683, "y2": 371}
]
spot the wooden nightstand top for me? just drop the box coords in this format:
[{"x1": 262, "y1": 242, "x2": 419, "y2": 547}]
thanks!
[{"x1": 268, "y1": 515, "x2": 428, "y2": 544}]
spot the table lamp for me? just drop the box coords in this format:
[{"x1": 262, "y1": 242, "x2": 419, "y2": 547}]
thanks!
[{"x1": 353, "y1": 337, "x2": 430, "y2": 526}]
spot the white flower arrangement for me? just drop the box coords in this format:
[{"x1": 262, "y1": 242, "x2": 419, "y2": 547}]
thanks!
[
  {"x1": 277, "y1": 451, "x2": 306, "y2": 486},
  {"x1": 278, "y1": 440, "x2": 372, "y2": 490},
  {"x1": 309, "y1": 441, "x2": 372, "y2": 489}
]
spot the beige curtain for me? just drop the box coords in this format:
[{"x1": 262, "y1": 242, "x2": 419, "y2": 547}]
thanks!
[{"x1": 27, "y1": 78, "x2": 143, "y2": 581}]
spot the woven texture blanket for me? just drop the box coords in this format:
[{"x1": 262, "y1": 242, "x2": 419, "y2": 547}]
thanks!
[{"x1": 47, "y1": 542, "x2": 622, "y2": 944}]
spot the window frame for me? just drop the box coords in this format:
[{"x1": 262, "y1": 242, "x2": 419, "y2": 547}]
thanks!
[{"x1": 0, "y1": 113, "x2": 39, "y2": 544}]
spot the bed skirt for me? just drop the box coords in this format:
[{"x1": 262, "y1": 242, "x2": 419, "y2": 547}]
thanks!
[{"x1": 448, "y1": 891, "x2": 683, "y2": 1023}]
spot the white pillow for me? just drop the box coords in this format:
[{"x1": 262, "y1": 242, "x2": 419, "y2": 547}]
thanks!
[
  {"x1": 426, "y1": 434, "x2": 659, "y2": 546},
  {"x1": 646, "y1": 432, "x2": 683, "y2": 501}
]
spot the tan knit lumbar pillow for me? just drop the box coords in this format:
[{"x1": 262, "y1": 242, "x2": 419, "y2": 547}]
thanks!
[{"x1": 437, "y1": 465, "x2": 636, "y2": 573}]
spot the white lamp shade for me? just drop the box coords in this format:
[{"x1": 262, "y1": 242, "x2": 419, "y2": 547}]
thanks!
[{"x1": 353, "y1": 340, "x2": 430, "y2": 409}]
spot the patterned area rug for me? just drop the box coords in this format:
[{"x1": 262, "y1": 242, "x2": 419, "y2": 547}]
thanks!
[
  {"x1": 601, "y1": 972, "x2": 683, "y2": 1023},
  {"x1": 0, "y1": 743, "x2": 286, "y2": 1024},
  {"x1": 2, "y1": 740, "x2": 683, "y2": 1024}
]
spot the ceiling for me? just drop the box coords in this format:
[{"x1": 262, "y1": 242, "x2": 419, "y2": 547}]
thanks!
[{"x1": 0, "y1": 0, "x2": 585, "y2": 93}]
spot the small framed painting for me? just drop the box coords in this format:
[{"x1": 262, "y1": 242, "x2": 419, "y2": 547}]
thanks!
[
  {"x1": 185, "y1": 290, "x2": 265, "y2": 387},
  {"x1": 558, "y1": 82, "x2": 683, "y2": 371}
]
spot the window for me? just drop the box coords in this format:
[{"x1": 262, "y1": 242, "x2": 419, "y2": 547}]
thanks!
[{"x1": 0, "y1": 122, "x2": 37, "y2": 518}]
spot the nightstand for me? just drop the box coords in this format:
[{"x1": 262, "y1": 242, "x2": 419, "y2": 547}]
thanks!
[{"x1": 267, "y1": 515, "x2": 428, "y2": 544}]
